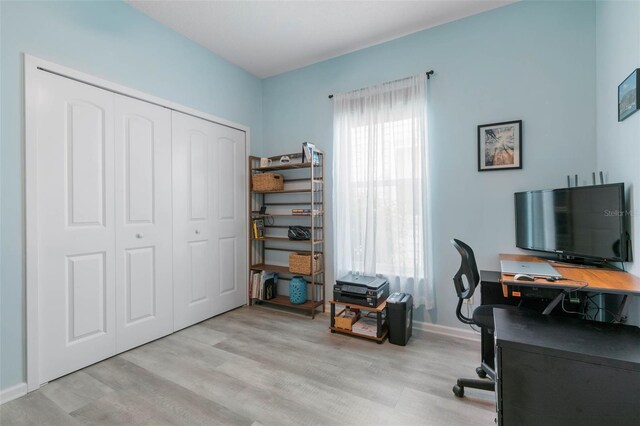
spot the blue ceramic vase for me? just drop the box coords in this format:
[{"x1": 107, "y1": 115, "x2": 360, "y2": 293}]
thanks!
[{"x1": 289, "y1": 276, "x2": 307, "y2": 304}]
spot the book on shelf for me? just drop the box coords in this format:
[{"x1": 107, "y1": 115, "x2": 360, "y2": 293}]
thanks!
[
  {"x1": 263, "y1": 274, "x2": 277, "y2": 300},
  {"x1": 250, "y1": 271, "x2": 258, "y2": 300},
  {"x1": 251, "y1": 271, "x2": 278, "y2": 301},
  {"x1": 302, "y1": 142, "x2": 319, "y2": 165},
  {"x1": 252, "y1": 219, "x2": 265, "y2": 239},
  {"x1": 251, "y1": 271, "x2": 259, "y2": 300}
]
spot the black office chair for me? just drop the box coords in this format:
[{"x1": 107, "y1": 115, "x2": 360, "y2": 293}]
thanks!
[{"x1": 451, "y1": 239, "x2": 522, "y2": 398}]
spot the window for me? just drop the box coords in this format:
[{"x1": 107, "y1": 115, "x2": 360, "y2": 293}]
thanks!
[{"x1": 333, "y1": 75, "x2": 432, "y2": 308}]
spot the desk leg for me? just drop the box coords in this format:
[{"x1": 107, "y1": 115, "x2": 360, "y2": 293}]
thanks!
[
  {"x1": 376, "y1": 311, "x2": 382, "y2": 338},
  {"x1": 614, "y1": 295, "x2": 629, "y2": 323},
  {"x1": 542, "y1": 291, "x2": 565, "y2": 315}
]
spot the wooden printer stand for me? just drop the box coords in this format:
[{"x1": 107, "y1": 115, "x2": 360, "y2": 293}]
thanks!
[{"x1": 329, "y1": 300, "x2": 388, "y2": 343}]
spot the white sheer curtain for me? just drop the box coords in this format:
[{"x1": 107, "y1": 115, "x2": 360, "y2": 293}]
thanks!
[{"x1": 333, "y1": 74, "x2": 433, "y2": 309}]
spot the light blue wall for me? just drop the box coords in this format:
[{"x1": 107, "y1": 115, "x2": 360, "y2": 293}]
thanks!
[
  {"x1": 261, "y1": 1, "x2": 597, "y2": 327},
  {"x1": 596, "y1": 0, "x2": 640, "y2": 326},
  {"x1": 0, "y1": 0, "x2": 262, "y2": 390}
]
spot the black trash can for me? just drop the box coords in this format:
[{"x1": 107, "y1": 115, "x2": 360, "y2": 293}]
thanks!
[{"x1": 387, "y1": 292, "x2": 413, "y2": 346}]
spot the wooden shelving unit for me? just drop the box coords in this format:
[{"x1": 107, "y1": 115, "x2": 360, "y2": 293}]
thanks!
[{"x1": 248, "y1": 149, "x2": 325, "y2": 318}]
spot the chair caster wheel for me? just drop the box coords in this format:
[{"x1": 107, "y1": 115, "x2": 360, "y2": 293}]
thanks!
[
  {"x1": 453, "y1": 385, "x2": 464, "y2": 397},
  {"x1": 476, "y1": 367, "x2": 487, "y2": 378}
]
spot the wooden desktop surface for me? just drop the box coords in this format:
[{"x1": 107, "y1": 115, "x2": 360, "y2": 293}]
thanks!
[{"x1": 500, "y1": 254, "x2": 640, "y2": 295}]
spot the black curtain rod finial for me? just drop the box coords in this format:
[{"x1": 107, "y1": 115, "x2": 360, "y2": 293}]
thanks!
[{"x1": 328, "y1": 70, "x2": 434, "y2": 99}]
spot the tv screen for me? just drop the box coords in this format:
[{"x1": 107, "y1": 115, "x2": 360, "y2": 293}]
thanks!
[{"x1": 515, "y1": 183, "x2": 628, "y2": 261}]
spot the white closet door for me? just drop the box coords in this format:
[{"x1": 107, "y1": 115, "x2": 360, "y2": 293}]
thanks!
[
  {"x1": 212, "y1": 125, "x2": 247, "y2": 314},
  {"x1": 36, "y1": 72, "x2": 116, "y2": 383},
  {"x1": 114, "y1": 95, "x2": 173, "y2": 352},
  {"x1": 172, "y1": 111, "x2": 220, "y2": 330}
]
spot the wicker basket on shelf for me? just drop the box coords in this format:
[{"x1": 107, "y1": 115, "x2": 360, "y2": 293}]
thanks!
[
  {"x1": 289, "y1": 252, "x2": 323, "y2": 275},
  {"x1": 252, "y1": 173, "x2": 284, "y2": 192}
]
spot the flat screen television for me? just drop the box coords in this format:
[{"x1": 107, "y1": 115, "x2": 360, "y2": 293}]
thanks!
[{"x1": 514, "y1": 183, "x2": 628, "y2": 262}]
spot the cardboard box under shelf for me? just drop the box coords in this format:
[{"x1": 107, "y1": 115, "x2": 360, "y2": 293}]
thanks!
[{"x1": 334, "y1": 308, "x2": 360, "y2": 331}]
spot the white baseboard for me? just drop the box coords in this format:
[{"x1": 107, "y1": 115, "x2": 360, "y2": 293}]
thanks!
[
  {"x1": 413, "y1": 320, "x2": 481, "y2": 342},
  {"x1": 0, "y1": 382, "x2": 27, "y2": 405}
]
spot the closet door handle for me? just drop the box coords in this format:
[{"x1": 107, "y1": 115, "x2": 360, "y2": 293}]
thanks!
[{"x1": 136, "y1": 233, "x2": 144, "y2": 239}]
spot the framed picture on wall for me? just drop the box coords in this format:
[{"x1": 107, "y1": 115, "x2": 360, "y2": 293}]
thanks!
[
  {"x1": 618, "y1": 68, "x2": 639, "y2": 122},
  {"x1": 477, "y1": 120, "x2": 522, "y2": 171}
]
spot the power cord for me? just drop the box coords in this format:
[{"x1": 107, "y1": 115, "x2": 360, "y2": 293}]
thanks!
[{"x1": 561, "y1": 293, "x2": 587, "y2": 318}]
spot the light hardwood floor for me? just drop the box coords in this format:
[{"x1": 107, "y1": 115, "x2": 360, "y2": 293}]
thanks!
[{"x1": 0, "y1": 306, "x2": 496, "y2": 425}]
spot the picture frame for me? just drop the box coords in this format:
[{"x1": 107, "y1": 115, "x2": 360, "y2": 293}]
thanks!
[
  {"x1": 618, "y1": 68, "x2": 639, "y2": 122},
  {"x1": 477, "y1": 120, "x2": 522, "y2": 172}
]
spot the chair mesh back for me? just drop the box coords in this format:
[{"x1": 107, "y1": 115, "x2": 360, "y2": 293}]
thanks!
[{"x1": 451, "y1": 239, "x2": 480, "y2": 300}]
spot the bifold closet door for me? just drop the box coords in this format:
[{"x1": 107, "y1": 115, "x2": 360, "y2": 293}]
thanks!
[
  {"x1": 33, "y1": 67, "x2": 246, "y2": 383},
  {"x1": 36, "y1": 72, "x2": 117, "y2": 383},
  {"x1": 213, "y1": 124, "x2": 247, "y2": 314},
  {"x1": 114, "y1": 95, "x2": 173, "y2": 352},
  {"x1": 172, "y1": 111, "x2": 220, "y2": 330},
  {"x1": 172, "y1": 112, "x2": 247, "y2": 330}
]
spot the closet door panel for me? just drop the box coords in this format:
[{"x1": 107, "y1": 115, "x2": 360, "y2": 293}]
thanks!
[
  {"x1": 36, "y1": 72, "x2": 116, "y2": 383},
  {"x1": 114, "y1": 95, "x2": 173, "y2": 352},
  {"x1": 213, "y1": 126, "x2": 247, "y2": 314},
  {"x1": 172, "y1": 111, "x2": 218, "y2": 330}
]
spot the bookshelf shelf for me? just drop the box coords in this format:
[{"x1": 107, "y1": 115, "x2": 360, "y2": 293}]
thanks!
[
  {"x1": 251, "y1": 212, "x2": 323, "y2": 218},
  {"x1": 252, "y1": 162, "x2": 312, "y2": 172},
  {"x1": 250, "y1": 263, "x2": 324, "y2": 278},
  {"x1": 248, "y1": 148, "x2": 325, "y2": 318},
  {"x1": 252, "y1": 237, "x2": 324, "y2": 244},
  {"x1": 253, "y1": 189, "x2": 315, "y2": 194},
  {"x1": 257, "y1": 295, "x2": 324, "y2": 310},
  {"x1": 264, "y1": 247, "x2": 323, "y2": 254}
]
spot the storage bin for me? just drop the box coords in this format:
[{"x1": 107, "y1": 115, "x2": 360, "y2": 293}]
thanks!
[
  {"x1": 288, "y1": 252, "x2": 322, "y2": 275},
  {"x1": 334, "y1": 308, "x2": 360, "y2": 331},
  {"x1": 252, "y1": 173, "x2": 284, "y2": 192}
]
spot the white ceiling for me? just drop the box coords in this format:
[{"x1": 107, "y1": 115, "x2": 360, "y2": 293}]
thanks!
[{"x1": 127, "y1": 0, "x2": 514, "y2": 78}]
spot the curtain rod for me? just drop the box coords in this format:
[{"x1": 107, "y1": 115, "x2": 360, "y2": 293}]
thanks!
[{"x1": 328, "y1": 70, "x2": 434, "y2": 99}]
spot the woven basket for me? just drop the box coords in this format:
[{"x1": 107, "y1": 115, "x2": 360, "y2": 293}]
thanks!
[
  {"x1": 289, "y1": 252, "x2": 322, "y2": 275},
  {"x1": 252, "y1": 173, "x2": 284, "y2": 192}
]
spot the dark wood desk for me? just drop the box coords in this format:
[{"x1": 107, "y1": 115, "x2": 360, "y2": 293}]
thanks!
[
  {"x1": 499, "y1": 254, "x2": 640, "y2": 317},
  {"x1": 494, "y1": 309, "x2": 640, "y2": 425}
]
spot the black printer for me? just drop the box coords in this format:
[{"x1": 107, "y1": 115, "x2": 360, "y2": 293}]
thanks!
[{"x1": 333, "y1": 274, "x2": 389, "y2": 308}]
